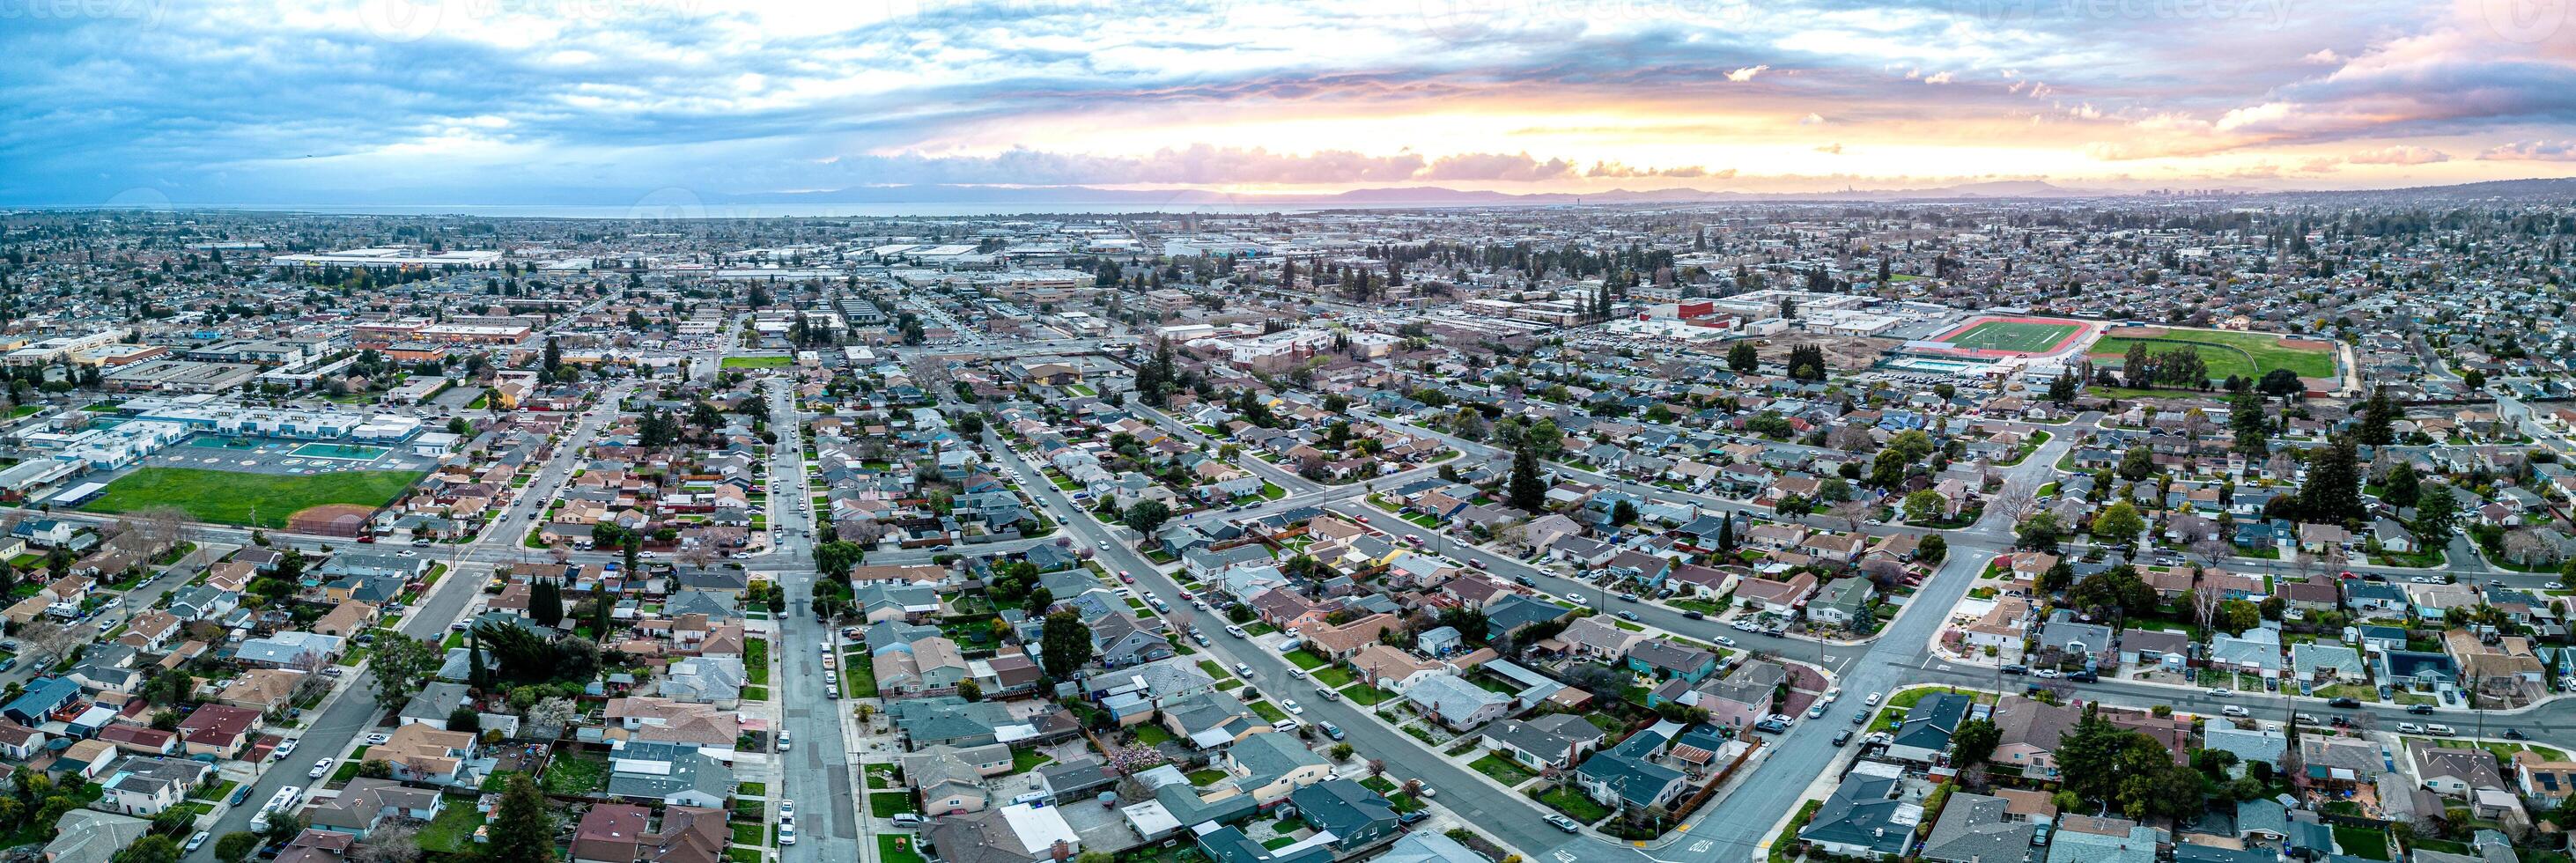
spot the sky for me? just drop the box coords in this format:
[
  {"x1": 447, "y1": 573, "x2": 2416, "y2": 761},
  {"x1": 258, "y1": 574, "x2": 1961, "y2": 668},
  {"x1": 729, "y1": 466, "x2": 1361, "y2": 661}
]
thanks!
[{"x1": 4, "y1": 0, "x2": 2576, "y2": 206}]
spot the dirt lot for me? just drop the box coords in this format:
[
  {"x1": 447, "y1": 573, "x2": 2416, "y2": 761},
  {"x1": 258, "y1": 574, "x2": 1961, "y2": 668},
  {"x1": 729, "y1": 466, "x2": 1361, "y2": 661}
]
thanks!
[{"x1": 1751, "y1": 333, "x2": 1901, "y2": 372}]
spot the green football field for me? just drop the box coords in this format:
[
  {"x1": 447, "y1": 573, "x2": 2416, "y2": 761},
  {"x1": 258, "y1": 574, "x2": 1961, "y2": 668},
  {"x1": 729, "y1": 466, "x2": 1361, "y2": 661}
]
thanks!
[
  {"x1": 1944, "y1": 321, "x2": 2079, "y2": 353},
  {"x1": 2089, "y1": 331, "x2": 2336, "y2": 382},
  {"x1": 83, "y1": 467, "x2": 428, "y2": 528}
]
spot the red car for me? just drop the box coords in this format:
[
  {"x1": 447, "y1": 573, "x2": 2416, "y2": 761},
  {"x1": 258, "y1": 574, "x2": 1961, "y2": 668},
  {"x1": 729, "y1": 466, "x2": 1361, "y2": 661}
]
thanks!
[
  {"x1": 1354, "y1": 515, "x2": 1370, "y2": 523},
  {"x1": 1118, "y1": 572, "x2": 1135, "y2": 583}
]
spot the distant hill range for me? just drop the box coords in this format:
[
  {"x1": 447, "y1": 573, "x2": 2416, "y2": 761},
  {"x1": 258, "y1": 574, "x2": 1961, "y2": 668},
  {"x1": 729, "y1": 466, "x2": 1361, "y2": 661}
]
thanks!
[{"x1": 716, "y1": 175, "x2": 2576, "y2": 207}]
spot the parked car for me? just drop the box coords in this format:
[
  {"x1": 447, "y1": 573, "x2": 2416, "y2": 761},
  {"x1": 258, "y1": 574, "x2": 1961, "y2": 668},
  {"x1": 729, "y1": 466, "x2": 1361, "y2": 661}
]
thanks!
[
  {"x1": 185, "y1": 832, "x2": 210, "y2": 852},
  {"x1": 2328, "y1": 697, "x2": 2361, "y2": 708},
  {"x1": 1680, "y1": 610, "x2": 1704, "y2": 620},
  {"x1": 1831, "y1": 729, "x2": 1854, "y2": 747},
  {"x1": 2409, "y1": 704, "x2": 2436, "y2": 714},
  {"x1": 308, "y1": 759, "x2": 333, "y2": 778},
  {"x1": 890, "y1": 814, "x2": 926, "y2": 828},
  {"x1": 2221, "y1": 705, "x2": 2250, "y2": 718},
  {"x1": 1546, "y1": 814, "x2": 1583, "y2": 833},
  {"x1": 1320, "y1": 722, "x2": 1345, "y2": 741}
]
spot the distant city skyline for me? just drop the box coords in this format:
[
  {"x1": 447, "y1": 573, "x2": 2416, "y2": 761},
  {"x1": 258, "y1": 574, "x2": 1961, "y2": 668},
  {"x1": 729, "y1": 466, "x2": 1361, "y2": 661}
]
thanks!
[{"x1": 6, "y1": 0, "x2": 2576, "y2": 206}]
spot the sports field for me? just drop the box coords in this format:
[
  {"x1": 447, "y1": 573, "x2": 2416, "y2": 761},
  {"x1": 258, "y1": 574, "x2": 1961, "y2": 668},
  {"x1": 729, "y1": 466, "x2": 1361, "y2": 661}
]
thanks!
[
  {"x1": 2088, "y1": 328, "x2": 2335, "y2": 382},
  {"x1": 82, "y1": 467, "x2": 428, "y2": 528},
  {"x1": 1943, "y1": 320, "x2": 2082, "y2": 354},
  {"x1": 720, "y1": 356, "x2": 792, "y2": 369}
]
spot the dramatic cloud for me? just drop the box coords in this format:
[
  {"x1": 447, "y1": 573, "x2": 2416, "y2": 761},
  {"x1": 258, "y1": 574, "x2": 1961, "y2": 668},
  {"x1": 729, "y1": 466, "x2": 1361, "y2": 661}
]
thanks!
[
  {"x1": 2480, "y1": 141, "x2": 2576, "y2": 161},
  {"x1": 0, "y1": 0, "x2": 2565, "y2": 204},
  {"x1": 2348, "y1": 145, "x2": 2451, "y2": 164}
]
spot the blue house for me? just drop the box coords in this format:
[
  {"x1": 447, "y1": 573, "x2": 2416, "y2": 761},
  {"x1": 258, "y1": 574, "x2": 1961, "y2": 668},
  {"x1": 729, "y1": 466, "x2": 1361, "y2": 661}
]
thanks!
[
  {"x1": 1625, "y1": 640, "x2": 1720, "y2": 684},
  {"x1": 4, "y1": 677, "x2": 81, "y2": 727}
]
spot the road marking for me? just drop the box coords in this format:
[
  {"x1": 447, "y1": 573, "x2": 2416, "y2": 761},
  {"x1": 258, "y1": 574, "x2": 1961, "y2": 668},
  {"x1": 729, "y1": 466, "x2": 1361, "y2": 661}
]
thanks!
[
  {"x1": 1692, "y1": 841, "x2": 1712, "y2": 853},
  {"x1": 1554, "y1": 852, "x2": 1577, "y2": 862}
]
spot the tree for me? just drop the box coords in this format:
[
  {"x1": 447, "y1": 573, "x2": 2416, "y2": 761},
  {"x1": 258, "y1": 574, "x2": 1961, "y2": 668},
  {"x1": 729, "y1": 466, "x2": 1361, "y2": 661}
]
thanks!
[
  {"x1": 2258, "y1": 367, "x2": 2303, "y2": 397},
  {"x1": 1951, "y1": 719, "x2": 2001, "y2": 766},
  {"x1": 2117, "y1": 444, "x2": 2154, "y2": 483},
  {"x1": 2212, "y1": 599, "x2": 2262, "y2": 636},
  {"x1": 814, "y1": 540, "x2": 867, "y2": 580},
  {"x1": 2358, "y1": 387, "x2": 2396, "y2": 446},
  {"x1": 1506, "y1": 442, "x2": 1546, "y2": 512},
  {"x1": 2015, "y1": 512, "x2": 2064, "y2": 553},
  {"x1": 483, "y1": 772, "x2": 557, "y2": 863},
  {"x1": 1121, "y1": 501, "x2": 1172, "y2": 537},
  {"x1": 113, "y1": 836, "x2": 180, "y2": 863},
  {"x1": 1919, "y1": 535, "x2": 1948, "y2": 564},
  {"x1": 2229, "y1": 388, "x2": 2269, "y2": 457},
  {"x1": 2464, "y1": 368, "x2": 2486, "y2": 389},
  {"x1": 2093, "y1": 501, "x2": 2146, "y2": 545},
  {"x1": 2382, "y1": 462, "x2": 2421, "y2": 509},
  {"x1": 1726, "y1": 342, "x2": 1759, "y2": 374},
  {"x1": 529, "y1": 578, "x2": 564, "y2": 628},
  {"x1": 215, "y1": 832, "x2": 262, "y2": 863},
  {"x1": 1040, "y1": 610, "x2": 1093, "y2": 678},
  {"x1": 2414, "y1": 484, "x2": 2460, "y2": 542},
  {"x1": 2297, "y1": 438, "x2": 2364, "y2": 523},
  {"x1": 368, "y1": 634, "x2": 440, "y2": 706}
]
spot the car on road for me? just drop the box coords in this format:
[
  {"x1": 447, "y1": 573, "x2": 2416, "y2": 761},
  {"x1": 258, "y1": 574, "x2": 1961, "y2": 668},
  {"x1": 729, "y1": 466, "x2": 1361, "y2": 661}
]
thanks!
[
  {"x1": 1225, "y1": 625, "x2": 1247, "y2": 638},
  {"x1": 274, "y1": 739, "x2": 298, "y2": 758},
  {"x1": 779, "y1": 800, "x2": 794, "y2": 817},
  {"x1": 1615, "y1": 610, "x2": 1639, "y2": 622},
  {"x1": 1831, "y1": 729, "x2": 1854, "y2": 747},
  {"x1": 1353, "y1": 515, "x2": 1369, "y2": 523},
  {"x1": 2221, "y1": 705, "x2": 2250, "y2": 718},
  {"x1": 2032, "y1": 668, "x2": 2059, "y2": 678},
  {"x1": 230, "y1": 786, "x2": 254, "y2": 806},
  {"x1": 1318, "y1": 722, "x2": 1345, "y2": 741},
  {"x1": 1680, "y1": 610, "x2": 1704, "y2": 620},
  {"x1": 1864, "y1": 691, "x2": 1883, "y2": 706},
  {"x1": 1615, "y1": 592, "x2": 1638, "y2": 602},
  {"x1": 1466, "y1": 558, "x2": 1486, "y2": 569},
  {"x1": 1515, "y1": 575, "x2": 1536, "y2": 587},
  {"x1": 1288, "y1": 668, "x2": 1307, "y2": 679},
  {"x1": 2506, "y1": 729, "x2": 2530, "y2": 741},
  {"x1": 309, "y1": 759, "x2": 333, "y2": 778},
  {"x1": 779, "y1": 822, "x2": 796, "y2": 845},
  {"x1": 1096, "y1": 541, "x2": 1110, "y2": 550},
  {"x1": 1118, "y1": 571, "x2": 1134, "y2": 583},
  {"x1": 2408, "y1": 704, "x2": 2436, "y2": 714},
  {"x1": 1562, "y1": 591, "x2": 1585, "y2": 603},
  {"x1": 2397, "y1": 722, "x2": 2426, "y2": 734},
  {"x1": 1236, "y1": 662, "x2": 1255, "y2": 677},
  {"x1": 1851, "y1": 711, "x2": 1869, "y2": 726},
  {"x1": 185, "y1": 832, "x2": 210, "y2": 852},
  {"x1": 778, "y1": 731, "x2": 793, "y2": 751},
  {"x1": 2328, "y1": 697, "x2": 2361, "y2": 708},
  {"x1": 1283, "y1": 699, "x2": 1304, "y2": 714},
  {"x1": 1716, "y1": 636, "x2": 1736, "y2": 647},
  {"x1": 1806, "y1": 704, "x2": 1827, "y2": 719},
  {"x1": 2206, "y1": 688, "x2": 2233, "y2": 697},
  {"x1": 1546, "y1": 814, "x2": 1583, "y2": 833}
]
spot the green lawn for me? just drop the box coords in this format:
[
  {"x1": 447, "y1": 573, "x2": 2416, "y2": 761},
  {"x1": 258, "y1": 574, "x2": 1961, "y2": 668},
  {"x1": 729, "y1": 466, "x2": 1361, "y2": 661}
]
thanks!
[
  {"x1": 1284, "y1": 650, "x2": 1327, "y2": 670},
  {"x1": 84, "y1": 466, "x2": 428, "y2": 528},
  {"x1": 1344, "y1": 686, "x2": 1395, "y2": 706},
  {"x1": 1133, "y1": 724, "x2": 1176, "y2": 746},
  {"x1": 419, "y1": 804, "x2": 487, "y2": 853},
  {"x1": 543, "y1": 750, "x2": 609, "y2": 794},
  {"x1": 738, "y1": 781, "x2": 767, "y2": 797},
  {"x1": 870, "y1": 788, "x2": 920, "y2": 817},
  {"x1": 1248, "y1": 700, "x2": 1289, "y2": 722},
  {"x1": 2335, "y1": 825, "x2": 2390, "y2": 860},
  {"x1": 880, "y1": 835, "x2": 929, "y2": 863},
  {"x1": 1532, "y1": 786, "x2": 1610, "y2": 823},
  {"x1": 1469, "y1": 754, "x2": 1539, "y2": 787},
  {"x1": 1312, "y1": 667, "x2": 1355, "y2": 688},
  {"x1": 2089, "y1": 328, "x2": 2336, "y2": 382},
  {"x1": 746, "y1": 638, "x2": 771, "y2": 685},
  {"x1": 1010, "y1": 749, "x2": 1053, "y2": 774},
  {"x1": 721, "y1": 356, "x2": 792, "y2": 369}
]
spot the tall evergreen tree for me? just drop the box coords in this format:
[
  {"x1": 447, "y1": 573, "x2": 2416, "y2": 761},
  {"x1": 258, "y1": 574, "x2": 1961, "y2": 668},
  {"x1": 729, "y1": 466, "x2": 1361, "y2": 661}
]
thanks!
[
  {"x1": 2229, "y1": 388, "x2": 2269, "y2": 457},
  {"x1": 2358, "y1": 386, "x2": 2396, "y2": 446},
  {"x1": 2298, "y1": 438, "x2": 2365, "y2": 523},
  {"x1": 1506, "y1": 442, "x2": 1546, "y2": 512},
  {"x1": 529, "y1": 578, "x2": 564, "y2": 628},
  {"x1": 482, "y1": 772, "x2": 557, "y2": 863}
]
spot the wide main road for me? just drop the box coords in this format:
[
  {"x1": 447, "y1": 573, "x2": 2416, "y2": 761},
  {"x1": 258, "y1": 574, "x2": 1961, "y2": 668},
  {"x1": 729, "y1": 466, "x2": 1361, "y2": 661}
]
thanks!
[
  {"x1": 760, "y1": 377, "x2": 866, "y2": 863},
  {"x1": 181, "y1": 380, "x2": 635, "y2": 862}
]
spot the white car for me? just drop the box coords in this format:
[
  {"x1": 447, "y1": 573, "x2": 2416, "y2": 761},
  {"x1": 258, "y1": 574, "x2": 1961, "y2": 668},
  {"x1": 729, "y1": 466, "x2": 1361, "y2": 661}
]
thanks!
[
  {"x1": 1562, "y1": 591, "x2": 1585, "y2": 603},
  {"x1": 364, "y1": 733, "x2": 389, "y2": 746},
  {"x1": 779, "y1": 800, "x2": 793, "y2": 818},
  {"x1": 1288, "y1": 668, "x2": 1308, "y2": 679},
  {"x1": 1282, "y1": 699, "x2": 1305, "y2": 715},
  {"x1": 308, "y1": 758, "x2": 333, "y2": 778},
  {"x1": 779, "y1": 822, "x2": 797, "y2": 845},
  {"x1": 2207, "y1": 688, "x2": 2233, "y2": 697},
  {"x1": 185, "y1": 832, "x2": 210, "y2": 852},
  {"x1": 1716, "y1": 636, "x2": 1737, "y2": 647},
  {"x1": 274, "y1": 739, "x2": 299, "y2": 758},
  {"x1": 2221, "y1": 705, "x2": 2251, "y2": 718},
  {"x1": 2551, "y1": 582, "x2": 2567, "y2": 590}
]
